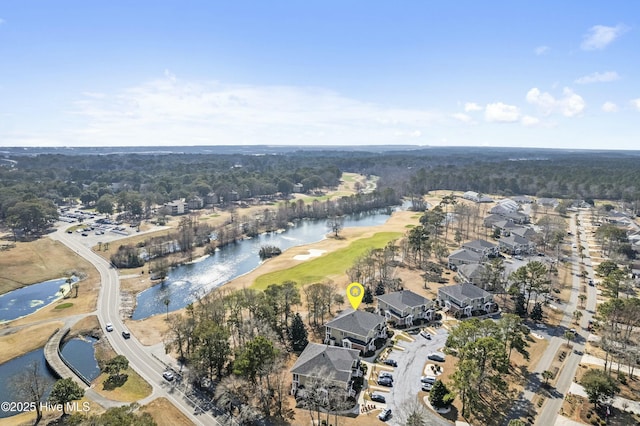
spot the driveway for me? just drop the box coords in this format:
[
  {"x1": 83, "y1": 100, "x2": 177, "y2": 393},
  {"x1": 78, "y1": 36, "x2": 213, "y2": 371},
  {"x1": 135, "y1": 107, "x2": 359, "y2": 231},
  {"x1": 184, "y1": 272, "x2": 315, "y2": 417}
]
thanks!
[{"x1": 373, "y1": 327, "x2": 452, "y2": 426}]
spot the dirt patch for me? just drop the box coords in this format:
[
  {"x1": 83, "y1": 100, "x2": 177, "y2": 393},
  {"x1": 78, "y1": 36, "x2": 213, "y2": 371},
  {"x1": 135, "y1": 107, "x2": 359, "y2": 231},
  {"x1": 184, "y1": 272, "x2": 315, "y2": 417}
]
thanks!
[
  {"x1": 68, "y1": 315, "x2": 101, "y2": 338},
  {"x1": 125, "y1": 313, "x2": 171, "y2": 347},
  {"x1": 0, "y1": 321, "x2": 63, "y2": 364},
  {"x1": 141, "y1": 397, "x2": 193, "y2": 426}
]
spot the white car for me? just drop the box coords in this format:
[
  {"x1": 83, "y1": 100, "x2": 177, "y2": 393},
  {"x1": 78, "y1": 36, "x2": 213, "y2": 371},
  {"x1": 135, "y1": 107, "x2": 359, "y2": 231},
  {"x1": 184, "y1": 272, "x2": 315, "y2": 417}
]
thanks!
[
  {"x1": 420, "y1": 330, "x2": 432, "y2": 339},
  {"x1": 378, "y1": 408, "x2": 392, "y2": 421},
  {"x1": 162, "y1": 371, "x2": 175, "y2": 381},
  {"x1": 105, "y1": 323, "x2": 114, "y2": 332}
]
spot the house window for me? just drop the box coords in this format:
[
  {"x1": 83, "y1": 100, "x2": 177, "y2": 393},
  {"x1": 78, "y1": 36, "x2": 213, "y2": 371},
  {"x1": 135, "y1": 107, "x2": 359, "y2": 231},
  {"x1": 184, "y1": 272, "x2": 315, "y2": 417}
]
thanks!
[{"x1": 293, "y1": 374, "x2": 299, "y2": 382}]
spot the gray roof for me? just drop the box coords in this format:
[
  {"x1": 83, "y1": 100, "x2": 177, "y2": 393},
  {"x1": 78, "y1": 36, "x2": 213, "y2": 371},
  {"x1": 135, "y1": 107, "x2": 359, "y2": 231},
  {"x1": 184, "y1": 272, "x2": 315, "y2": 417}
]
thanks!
[
  {"x1": 499, "y1": 234, "x2": 531, "y2": 246},
  {"x1": 510, "y1": 227, "x2": 536, "y2": 238},
  {"x1": 448, "y1": 248, "x2": 482, "y2": 262},
  {"x1": 376, "y1": 290, "x2": 430, "y2": 311},
  {"x1": 325, "y1": 309, "x2": 385, "y2": 339},
  {"x1": 290, "y1": 343, "x2": 359, "y2": 383},
  {"x1": 457, "y1": 263, "x2": 486, "y2": 281},
  {"x1": 439, "y1": 283, "x2": 491, "y2": 301},
  {"x1": 462, "y1": 239, "x2": 497, "y2": 252},
  {"x1": 494, "y1": 219, "x2": 519, "y2": 230}
]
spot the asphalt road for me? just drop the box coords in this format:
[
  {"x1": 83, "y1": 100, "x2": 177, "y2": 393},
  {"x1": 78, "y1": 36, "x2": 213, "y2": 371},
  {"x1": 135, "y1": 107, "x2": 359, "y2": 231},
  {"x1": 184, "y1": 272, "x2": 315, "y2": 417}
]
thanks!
[{"x1": 51, "y1": 226, "x2": 220, "y2": 426}]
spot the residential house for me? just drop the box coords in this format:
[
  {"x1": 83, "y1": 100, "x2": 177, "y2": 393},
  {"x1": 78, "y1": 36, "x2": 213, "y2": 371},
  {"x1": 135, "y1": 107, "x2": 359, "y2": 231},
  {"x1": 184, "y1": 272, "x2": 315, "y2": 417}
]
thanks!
[
  {"x1": 537, "y1": 198, "x2": 559, "y2": 209},
  {"x1": 483, "y1": 214, "x2": 505, "y2": 228},
  {"x1": 290, "y1": 343, "x2": 361, "y2": 398},
  {"x1": 493, "y1": 219, "x2": 521, "y2": 236},
  {"x1": 163, "y1": 200, "x2": 188, "y2": 216},
  {"x1": 438, "y1": 283, "x2": 496, "y2": 318},
  {"x1": 499, "y1": 234, "x2": 536, "y2": 255},
  {"x1": 457, "y1": 263, "x2": 487, "y2": 288},
  {"x1": 205, "y1": 192, "x2": 219, "y2": 206},
  {"x1": 512, "y1": 195, "x2": 533, "y2": 204},
  {"x1": 448, "y1": 248, "x2": 482, "y2": 270},
  {"x1": 324, "y1": 309, "x2": 387, "y2": 353},
  {"x1": 376, "y1": 290, "x2": 434, "y2": 327},
  {"x1": 187, "y1": 195, "x2": 204, "y2": 210},
  {"x1": 462, "y1": 239, "x2": 499, "y2": 259},
  {"x1": 293, "y1": 183, "x2": 304, "y2": 193},
  {"x1": 499, "y1": 210, "x2": 530, "y2": 224},
  {"x1": 510, "y1": 226, "x2": 538, "y2": 241},
  {"x1": 463, "y1": 191, "x2": 493, "y2": 203},
  {"x1": 490, "y1": 198, "x2": 519, "y2": 215}
]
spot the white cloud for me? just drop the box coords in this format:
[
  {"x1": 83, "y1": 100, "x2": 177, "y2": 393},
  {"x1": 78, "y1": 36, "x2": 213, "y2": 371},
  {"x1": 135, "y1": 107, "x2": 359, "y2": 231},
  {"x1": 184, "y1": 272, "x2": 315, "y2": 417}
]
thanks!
[
  {"x1": 0, "y1": 18, "x2": 5, "y2": 25},
  {"x1": 521, "y1": 115, "x2": 540, "y2": 126},
  {"x1": 525, "y1": 87, "x2": 585, "y2": 117},
  {"x1": 452, "y1": 113, "x2": 472, "y2": 123},
  {"x1": 534, "y1": 46, "x2": 549, "y2": 55},
  {"x1": 484, "y1": 102, "x2": 520, "y2": 123},
  {"x1": 464, "y1": 102, "x2": 482, "y2": 112},
  {"x1": 581, "y1": 24, "x2": 628, "y2": 50},
  {"x1": 601, "y1": 102, "x2": 618, "y2": 113},
  {"x1": 574, "y1": 71, "x2": 620, "y2": 84},
  {"x1": 65, "y1": 74, "x2": 446, "y2": 146},
  {"x1": 631, "y1": 99, "x2": 640, "y2": 111}
]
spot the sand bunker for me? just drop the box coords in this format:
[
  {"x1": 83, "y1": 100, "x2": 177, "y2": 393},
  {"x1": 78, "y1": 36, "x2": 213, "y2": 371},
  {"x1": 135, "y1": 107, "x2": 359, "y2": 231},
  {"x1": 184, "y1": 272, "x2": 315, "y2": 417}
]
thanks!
[{"x1": 293, "y1": 249, "x2": 327, "y2": 260}]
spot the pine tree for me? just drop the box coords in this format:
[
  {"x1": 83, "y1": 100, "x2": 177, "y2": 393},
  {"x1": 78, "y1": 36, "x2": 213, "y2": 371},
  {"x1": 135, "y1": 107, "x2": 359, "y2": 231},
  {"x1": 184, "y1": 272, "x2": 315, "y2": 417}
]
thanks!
[
  {"x1": 375, "y1": 281, "x2": 386, "y2": 296},
  {"x1": 363, "y1": 286, "x2": 374, "y2": 305},
  {"x1": 429, "y1": 380, "x2": 453, "y2": 408},
  {"x1": 289, "y1": 312, "x2": 308, "y2": 352},
  {"x1": 530, "y1": 302, "x2": 543, "y2": 321},
  {"x1": 514, "y1": 292, "x2": 527, "y2": 317}
]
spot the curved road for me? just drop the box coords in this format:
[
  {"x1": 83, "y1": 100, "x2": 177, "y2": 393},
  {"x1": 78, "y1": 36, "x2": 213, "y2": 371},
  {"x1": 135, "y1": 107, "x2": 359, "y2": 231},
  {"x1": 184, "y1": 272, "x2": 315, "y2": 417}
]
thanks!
[{"x1": 51, "y1": 227, "x2": 218, "y2": 425}]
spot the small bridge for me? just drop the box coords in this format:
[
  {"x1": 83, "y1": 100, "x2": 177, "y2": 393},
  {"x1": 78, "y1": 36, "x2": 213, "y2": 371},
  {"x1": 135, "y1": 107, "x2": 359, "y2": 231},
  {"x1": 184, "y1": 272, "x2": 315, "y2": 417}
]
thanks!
[{"x1": 44, "y1": 327, "x2": 91, "y2": 388}]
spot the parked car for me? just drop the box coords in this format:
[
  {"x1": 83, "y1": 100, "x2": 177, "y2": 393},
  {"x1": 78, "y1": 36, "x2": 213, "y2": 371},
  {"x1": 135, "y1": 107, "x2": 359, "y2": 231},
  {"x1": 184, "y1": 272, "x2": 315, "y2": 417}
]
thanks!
[
  {"x1": 378, "y1": 371, "x2": 393, "y2": 381},
  {"x1": 383, "y1": 359, "x2": 398, "y2": 367},
  {"x1": 378, "y1": 408, "x2": 392, "y2": 421},
  {"x1": 377, "y1": 377, "x2": 393, "y2": 387},
  {"x1": 122, "y1": 330, "x2": 131, "y2": 339},
  {"x1": 421, "y1": 375, "x2": 436, "y2": 384},
  {"x1": 371, "y1": 392, "x2": 386, "y2": 403},
  {"x1": 162, "y1": 371, "x2": 175, "y2": 381},
  {"x1": 421, "y1": 382, "x2": 433, "y2": 391},
  {"x1": 105, "y1": 323, "x2": 113, "y2": 332},
  {"x1": 420, "y1": 330, "x2": 431, "y2": 339},
  {"x1": 428, "y1": 353, "x2": 445, "y2": 362}
]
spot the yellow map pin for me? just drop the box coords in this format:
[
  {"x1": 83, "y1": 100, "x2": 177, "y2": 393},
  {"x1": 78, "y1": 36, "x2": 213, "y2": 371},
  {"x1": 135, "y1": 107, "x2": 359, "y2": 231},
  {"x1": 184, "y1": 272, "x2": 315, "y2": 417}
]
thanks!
[{"x1": 346, "y1": 282, "x2": 365, "y2": 310}]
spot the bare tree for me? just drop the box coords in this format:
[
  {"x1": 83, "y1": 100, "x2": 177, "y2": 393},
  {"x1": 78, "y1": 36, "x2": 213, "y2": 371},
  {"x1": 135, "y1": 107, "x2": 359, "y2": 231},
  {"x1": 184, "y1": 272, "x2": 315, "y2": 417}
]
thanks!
[{"x1": 10, "y1": 361, "x2": 52, "y2": 424}]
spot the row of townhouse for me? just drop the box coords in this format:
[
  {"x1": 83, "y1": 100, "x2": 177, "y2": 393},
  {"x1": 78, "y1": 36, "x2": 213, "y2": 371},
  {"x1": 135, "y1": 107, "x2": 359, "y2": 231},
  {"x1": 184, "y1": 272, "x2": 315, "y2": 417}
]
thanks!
[{"x1": 292, "y1": 285, "x2": 496, "y2": 397}]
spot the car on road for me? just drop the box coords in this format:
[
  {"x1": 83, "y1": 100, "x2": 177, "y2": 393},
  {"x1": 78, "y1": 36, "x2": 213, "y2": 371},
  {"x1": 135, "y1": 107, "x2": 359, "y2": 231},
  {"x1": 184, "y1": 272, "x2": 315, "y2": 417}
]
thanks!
[
  {"x1": 421, "y1": 382, "x2": 433, "y2": 391},
  {"x1": 420, "y1": 330, "x2": 432, "y2": 339},
  {"x1": 122, "y1": 330, "x2": 131, "y2": 339},
  {"x1": 383, "y1": 359, "x2": 398, "y2": 367},
  {"x1": 105, "y1": 323, "x2": 113, "y2": 332},
  {"x1": 588, "y1": 279, "x2": 595, "y2": 286},
  {"x1": 162, "y1": 371, "x2": 175, "y2": 381},
  {"x1": 421, "y1": 375, "x2": 436, "y2": 384},
  {"x1": 377, "y1": 377, "x2": 393, "y2": 387},
  {"x1": 378, "y1": 408, "x2": 392, "y2": 421},
  {"x1": 371, "y1": 392, "x2": 386, "y2": 403},
  {"x1": 427, "y1": 352, "x2": 445, "y2": 362}
]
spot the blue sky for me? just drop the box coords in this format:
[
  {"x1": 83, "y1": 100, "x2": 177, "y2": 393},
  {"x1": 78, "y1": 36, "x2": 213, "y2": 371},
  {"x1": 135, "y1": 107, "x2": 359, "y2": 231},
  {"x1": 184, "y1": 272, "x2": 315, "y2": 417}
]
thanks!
[{"x1": 1, "y1": 1, "x2": 639, "y2": 149}]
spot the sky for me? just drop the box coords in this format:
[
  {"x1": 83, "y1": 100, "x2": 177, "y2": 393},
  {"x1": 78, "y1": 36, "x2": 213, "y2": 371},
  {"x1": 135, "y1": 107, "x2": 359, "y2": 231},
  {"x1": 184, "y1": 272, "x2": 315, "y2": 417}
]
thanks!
[{"x1": 0, "y1": 1, "x2": 639, "y2": 149}]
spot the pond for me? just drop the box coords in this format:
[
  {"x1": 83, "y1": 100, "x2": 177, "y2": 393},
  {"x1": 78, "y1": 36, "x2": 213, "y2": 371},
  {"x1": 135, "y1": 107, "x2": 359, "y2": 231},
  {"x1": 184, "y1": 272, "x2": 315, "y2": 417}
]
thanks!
[
  {"x1": 60, "y1": 336, "x2": 101, "y2": 383},
  {"x1": 0, "y1": 277, "x2": 77, "y2": 323},
  {"x1": 132, "y1": 208, "x2": 399, "y2": 319},
  {"x1": 0, "y1": 349, "x2": 56, "y2": 418}
]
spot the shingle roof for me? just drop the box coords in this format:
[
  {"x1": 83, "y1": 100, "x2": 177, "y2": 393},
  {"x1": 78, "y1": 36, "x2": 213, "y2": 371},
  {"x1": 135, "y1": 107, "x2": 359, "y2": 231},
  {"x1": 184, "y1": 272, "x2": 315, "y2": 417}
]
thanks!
[
  {"x1": 325, "y1": 309, "x2": 385, "y2": 339},
  {"x1": 376, "y1": 290, "x2": 430, "y2": 311},
  {"x1": 448, "y1": 248, "x2": 482, "y2": 262},
  {"x1": 499, "y1": 234, "x2": 531, "y2": 246},
  {"x1": 439, "y1": 283, "x2": 491, "y2": 301},
  {"x1": 290, "y1": 343, "x2": 359, "y2": 383},
  {"x1": 462, "y1": 239, "x2": 497, "y2": 252},
  {"x1": 457, "y1": 263, "x2": 486, "y2": 281}
]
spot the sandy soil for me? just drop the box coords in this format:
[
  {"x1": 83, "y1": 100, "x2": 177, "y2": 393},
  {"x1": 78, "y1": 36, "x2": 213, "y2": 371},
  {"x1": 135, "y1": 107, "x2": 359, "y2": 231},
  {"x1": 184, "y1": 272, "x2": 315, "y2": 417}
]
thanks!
[{"x1": 141, "y1": 398, "x2": 194, "y2": 426}]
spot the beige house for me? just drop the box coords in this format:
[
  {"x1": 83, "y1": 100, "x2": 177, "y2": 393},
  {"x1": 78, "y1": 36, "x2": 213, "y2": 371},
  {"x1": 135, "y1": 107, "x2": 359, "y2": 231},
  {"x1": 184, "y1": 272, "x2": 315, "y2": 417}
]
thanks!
[
  {"x1": 324, "y1": 309, "x2": 387, "y2": 353},
  {"x1": 290, "y1": 343, "x2": 361, "y2": 398},
  {"x1": 376, "y1": 290, "x2": 434, "y2": 327}
]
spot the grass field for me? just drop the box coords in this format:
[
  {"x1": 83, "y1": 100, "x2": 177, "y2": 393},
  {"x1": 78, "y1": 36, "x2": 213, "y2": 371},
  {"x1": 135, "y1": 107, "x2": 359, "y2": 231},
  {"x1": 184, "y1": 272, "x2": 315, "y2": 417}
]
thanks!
[
  {"x1": 93, "y1": 368, "x2": 153, "y2": 402},
  {"x1": 252, "y1": 232, "x2": 401, "y2": 290}
]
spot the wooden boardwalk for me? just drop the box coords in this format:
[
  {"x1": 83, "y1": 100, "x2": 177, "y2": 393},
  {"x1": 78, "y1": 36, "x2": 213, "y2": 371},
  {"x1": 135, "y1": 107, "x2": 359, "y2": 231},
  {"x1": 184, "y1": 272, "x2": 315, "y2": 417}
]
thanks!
[{"x1": 43, "y1": 327, "x2": 91, "y2": 388}]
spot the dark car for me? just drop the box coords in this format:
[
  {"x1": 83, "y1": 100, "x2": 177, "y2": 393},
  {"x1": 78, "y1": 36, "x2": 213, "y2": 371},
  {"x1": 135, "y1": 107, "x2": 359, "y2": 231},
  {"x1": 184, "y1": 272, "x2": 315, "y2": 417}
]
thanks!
[
  {"x1": 383, "y1": 359, "x2": 398, "y2": 367},
  {"x1": 377, "y1": 377, "x2": 393, "y2": 387},
  {"x1": 122, "y1": 330, "x2": 131, "y2": 339},
  {"x1": 428, "y1": 353, "x2": 445, "y2": 362},
  {"x1": 371, "y1": 393, "x2": 386, "y2": 403}
]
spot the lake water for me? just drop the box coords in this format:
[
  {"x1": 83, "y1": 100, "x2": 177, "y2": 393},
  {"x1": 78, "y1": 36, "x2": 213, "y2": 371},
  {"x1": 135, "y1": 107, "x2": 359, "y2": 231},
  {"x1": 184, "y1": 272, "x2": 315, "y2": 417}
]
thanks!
[
  {"x1": 60, "y1": 336, "x2": 100, "y2": 383},
  {"x1": 0, "y1": 277, "x2": 77, "y2": 323},
  {"x1": 0, "y1": 349, "x2": 56, "y2": 418},
  {"x1": 132, "y1": 209, "x2": 397, "y2": 319}
]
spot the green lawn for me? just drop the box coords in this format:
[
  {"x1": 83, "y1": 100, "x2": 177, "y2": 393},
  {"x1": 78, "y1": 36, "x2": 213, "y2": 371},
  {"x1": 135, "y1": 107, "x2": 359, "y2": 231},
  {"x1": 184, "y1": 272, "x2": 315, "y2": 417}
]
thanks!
[{"x1": 252, "y1": 232, "x2": 402, "y2": 290}]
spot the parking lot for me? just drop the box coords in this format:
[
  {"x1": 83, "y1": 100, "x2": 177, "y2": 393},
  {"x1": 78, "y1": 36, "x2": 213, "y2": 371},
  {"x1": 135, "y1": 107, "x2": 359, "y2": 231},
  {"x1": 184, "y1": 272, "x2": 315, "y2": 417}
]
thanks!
[{"x1": 366, "y1": 326, "x2": 451, "y2": 426}]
